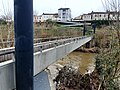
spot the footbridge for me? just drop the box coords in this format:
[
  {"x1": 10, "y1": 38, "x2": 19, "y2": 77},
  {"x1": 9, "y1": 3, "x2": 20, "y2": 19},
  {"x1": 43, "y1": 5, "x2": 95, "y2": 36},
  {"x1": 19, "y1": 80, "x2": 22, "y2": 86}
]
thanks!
[{"x1": 0, "y1": 36, "x2": 92, "y2": 90}]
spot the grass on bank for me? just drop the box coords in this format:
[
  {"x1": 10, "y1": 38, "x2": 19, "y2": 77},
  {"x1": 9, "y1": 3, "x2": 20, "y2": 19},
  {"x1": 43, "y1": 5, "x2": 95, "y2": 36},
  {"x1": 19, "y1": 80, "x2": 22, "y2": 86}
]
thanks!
[{"x1": 0, "y1": 22, "x2": 83, "y2": 48}]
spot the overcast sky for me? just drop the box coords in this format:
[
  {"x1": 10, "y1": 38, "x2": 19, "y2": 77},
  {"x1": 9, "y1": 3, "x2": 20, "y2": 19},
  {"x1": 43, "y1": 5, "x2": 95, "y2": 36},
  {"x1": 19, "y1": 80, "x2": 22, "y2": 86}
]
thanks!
[{"x1": 0, "y1": 0, "x2": 104, "y2": 18}]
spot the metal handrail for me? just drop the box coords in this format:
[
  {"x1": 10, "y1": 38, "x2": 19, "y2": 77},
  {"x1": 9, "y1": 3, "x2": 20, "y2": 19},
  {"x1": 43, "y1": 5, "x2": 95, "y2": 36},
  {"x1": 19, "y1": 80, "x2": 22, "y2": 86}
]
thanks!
[{"x1": 0, "y1": 36, "x2": 90, "y2": 62}]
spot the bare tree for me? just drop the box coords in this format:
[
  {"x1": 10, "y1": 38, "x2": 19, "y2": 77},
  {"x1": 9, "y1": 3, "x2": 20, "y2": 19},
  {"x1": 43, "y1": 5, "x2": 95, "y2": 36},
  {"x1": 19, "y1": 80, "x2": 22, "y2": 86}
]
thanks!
[
  {"x1": 0, "y1": 0, "x2": 14, "y2": 48},
  {"x1": 101, "y1": 0, "x2": 120, "y2": 45}
]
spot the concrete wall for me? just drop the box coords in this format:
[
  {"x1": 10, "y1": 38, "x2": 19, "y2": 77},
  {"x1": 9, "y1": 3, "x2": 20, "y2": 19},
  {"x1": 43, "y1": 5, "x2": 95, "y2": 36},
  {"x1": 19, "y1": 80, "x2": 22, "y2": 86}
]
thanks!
[
  {"x1": 0, "y1": 36, "x2": 92, "y2": 90},
  {"x1": 0, "y1": 60, "x2": 15, "y2": 90}
]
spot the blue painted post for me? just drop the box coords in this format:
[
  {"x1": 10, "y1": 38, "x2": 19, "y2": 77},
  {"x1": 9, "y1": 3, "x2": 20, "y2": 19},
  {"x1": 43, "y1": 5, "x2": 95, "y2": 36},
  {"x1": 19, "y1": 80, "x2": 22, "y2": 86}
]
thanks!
[{"x1": 14, "y1": 0, "x2": 33, "y2": 90}]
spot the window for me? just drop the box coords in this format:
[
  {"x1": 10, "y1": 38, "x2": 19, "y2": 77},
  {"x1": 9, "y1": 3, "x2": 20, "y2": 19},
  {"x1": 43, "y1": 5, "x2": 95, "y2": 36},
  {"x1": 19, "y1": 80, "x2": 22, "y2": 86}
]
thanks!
[
  {"x1": 63, "y1": 9, "x2": 66, "y2": 12},
  {"x1": 63, "y1": 13, "x2": 66, "y2": 15}
]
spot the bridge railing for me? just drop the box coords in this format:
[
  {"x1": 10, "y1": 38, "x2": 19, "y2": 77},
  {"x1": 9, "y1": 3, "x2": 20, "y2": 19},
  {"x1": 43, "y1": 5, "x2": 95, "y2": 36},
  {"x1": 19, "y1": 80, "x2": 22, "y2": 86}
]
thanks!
[
  {"x1": 0, "y1": 36, "x2": 88, "y2": 63},
  {"x1": 0, "y1": 36, "x2": 76, "y2": 48}
]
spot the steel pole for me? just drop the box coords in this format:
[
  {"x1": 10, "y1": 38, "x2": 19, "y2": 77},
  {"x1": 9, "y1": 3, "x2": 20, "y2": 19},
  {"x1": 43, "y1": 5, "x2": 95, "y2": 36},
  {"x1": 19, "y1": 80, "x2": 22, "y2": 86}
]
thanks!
[
  {"x1": 92, "y1": 23, "x2": 96, "y2": 34},
  {"x1": 14, "y1": 0, "x2": 33, "y2": 90},
  {"x1": 83, "y1": 21, "x2": 86, "y2": 36}
]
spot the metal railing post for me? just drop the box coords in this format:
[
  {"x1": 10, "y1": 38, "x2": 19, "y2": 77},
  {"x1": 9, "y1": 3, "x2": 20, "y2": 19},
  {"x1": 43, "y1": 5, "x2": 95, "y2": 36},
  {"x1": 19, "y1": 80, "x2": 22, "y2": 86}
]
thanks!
[{"x1": 14, "y1": 0, "x2": 33, "y2": 90}]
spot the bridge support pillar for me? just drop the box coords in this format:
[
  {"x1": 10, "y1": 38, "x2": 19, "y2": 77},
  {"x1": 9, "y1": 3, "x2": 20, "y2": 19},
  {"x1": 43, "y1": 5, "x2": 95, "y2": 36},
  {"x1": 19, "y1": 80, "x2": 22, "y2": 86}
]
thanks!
[
  {"x1": 34, "y1": 71, "x2": 51, "y2": 90},
  {"x1": 14, "y1": 0, "x2": 33, "y2": 90}
]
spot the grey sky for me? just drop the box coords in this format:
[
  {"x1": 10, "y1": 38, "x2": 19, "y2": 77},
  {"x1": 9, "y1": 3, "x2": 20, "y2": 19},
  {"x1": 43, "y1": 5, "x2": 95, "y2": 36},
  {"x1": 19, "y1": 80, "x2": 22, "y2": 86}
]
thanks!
[{"x1": 0, "y1": 0, "x2": 104, "y2": 18}]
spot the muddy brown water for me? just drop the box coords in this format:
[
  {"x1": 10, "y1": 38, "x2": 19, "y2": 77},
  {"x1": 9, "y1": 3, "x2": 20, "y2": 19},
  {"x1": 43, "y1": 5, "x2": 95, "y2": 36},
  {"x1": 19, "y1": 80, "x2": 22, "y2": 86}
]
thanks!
[{"x1": 57, "y1": 51, "x2": 96, "y2": 74}]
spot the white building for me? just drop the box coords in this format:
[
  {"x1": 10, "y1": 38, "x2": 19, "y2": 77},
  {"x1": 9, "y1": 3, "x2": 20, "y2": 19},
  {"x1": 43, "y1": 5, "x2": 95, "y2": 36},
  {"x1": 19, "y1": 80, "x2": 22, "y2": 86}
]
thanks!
[
  {"x1": 91, "y1": 11, "x2": 108, "y2": 20},
  {"x1": 109, "y1": 12, "x2": 118, "y2": 20},
  {"x1": 82, "y1": 13, "x2": 92, "y2": 21},
  {"x1": 41, "y1": 13, "x2": 58, "y2": 22},
  {"x1": 58, "y1": 8, "x2": 71, "y2": 21},
  {"x1": 33, "y1": 15, "x2": 41, "y2": 23},
  {"x1": 73, "y1": 15, "x2": 83, "y2": 21},
  {"x1": 74, "y1": 11, "x2": 109, "y2": 21}
]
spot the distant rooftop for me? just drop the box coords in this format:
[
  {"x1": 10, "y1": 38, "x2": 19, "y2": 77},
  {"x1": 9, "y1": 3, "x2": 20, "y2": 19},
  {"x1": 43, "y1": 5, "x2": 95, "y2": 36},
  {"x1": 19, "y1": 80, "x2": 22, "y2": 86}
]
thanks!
[
  {"x1": 88, "y1": 11, "x2": 118, "y2": 14},
  {"x1": 83, "y1": 13, "x2": 91, "y2": 15},
  {"x1": 91, "y1": 11, "x2": 107, "y2": 14},
  {"x1": 58, "y1": 8, "x2": 70, "y2": 10},
  {"x1": 109, "y1": 11, "x2": 118, "y2": 14},
  {"x1": 42, "y1": 13, "x2": 58, "y2": 15}
]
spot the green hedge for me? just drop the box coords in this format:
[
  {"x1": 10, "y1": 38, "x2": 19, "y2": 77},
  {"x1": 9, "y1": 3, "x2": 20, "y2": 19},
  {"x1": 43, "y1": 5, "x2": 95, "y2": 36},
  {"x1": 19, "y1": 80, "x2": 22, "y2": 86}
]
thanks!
[{"x1": 91, "y1": 20, "x2": 111, "y2": 28}]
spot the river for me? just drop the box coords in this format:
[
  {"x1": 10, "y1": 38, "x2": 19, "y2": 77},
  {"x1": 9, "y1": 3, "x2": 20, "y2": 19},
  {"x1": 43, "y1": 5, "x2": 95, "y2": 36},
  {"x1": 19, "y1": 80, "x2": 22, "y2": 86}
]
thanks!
[{"x1": 57, "y1": 51, "x2": 96, "y2": 74}]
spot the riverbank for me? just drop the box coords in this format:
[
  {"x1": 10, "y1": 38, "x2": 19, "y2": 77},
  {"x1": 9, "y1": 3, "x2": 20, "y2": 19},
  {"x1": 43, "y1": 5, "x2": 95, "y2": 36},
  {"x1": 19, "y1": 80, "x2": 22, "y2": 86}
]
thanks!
[
  {"x1": 47, "y1": 61, "x2": 99, "y2": 90},
  {"x1": 46, "y1": 51, "x2": 96, "y2": 90},
  {"x1": 48, "y1": 27, "x2": 120, "y2": 90},
  {"x1": 54, "y1": 65, "x2": 100, "y2": 90},
  {"x1": 77, "y1": 47, "x2": 100, "y2": 53},
  {"x1": 48, "y1": 48, "x2": 120, "y2": 90}
]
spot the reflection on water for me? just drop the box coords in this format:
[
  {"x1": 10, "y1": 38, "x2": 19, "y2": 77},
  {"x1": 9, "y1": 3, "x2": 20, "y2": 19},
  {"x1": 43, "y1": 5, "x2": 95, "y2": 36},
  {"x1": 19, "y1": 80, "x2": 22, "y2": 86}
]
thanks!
[{"x1": 57, "y1": 51, "x2": 96, "y2": 74}]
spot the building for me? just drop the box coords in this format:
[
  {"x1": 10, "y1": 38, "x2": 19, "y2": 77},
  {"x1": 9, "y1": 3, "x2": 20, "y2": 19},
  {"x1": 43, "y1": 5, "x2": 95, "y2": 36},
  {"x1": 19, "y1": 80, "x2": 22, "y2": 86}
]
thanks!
[
  {"x1": 109, "y1": 11, "x2": 118, "y2": 20},
  {"x1": 58, "y1": 8, "x2": 71, "y2": 21},
  {"x1": 33, "y1": 15, "x2": 41, "y2": 23},
  {"x1": 33, "y1": 8, "x2": 72, "y2": 22},
  {"x1": 82, "y1": 13, "x2": 92, "y2": 21},
  {"x1": 40, "y1": 13, "x2": 58, "y2": 22},
  {"x1": 74, "y1": 11, "x2": 111, "y2": 21},
  {"x1": 91, "y1": 11, "x2": 108, "y2": 20},
  {"x1": 73, "y1": 15, "x2": 83, "y2": 21},
  {"x1": 0, "y1": 15, "x2": 13, "y2": 23}
]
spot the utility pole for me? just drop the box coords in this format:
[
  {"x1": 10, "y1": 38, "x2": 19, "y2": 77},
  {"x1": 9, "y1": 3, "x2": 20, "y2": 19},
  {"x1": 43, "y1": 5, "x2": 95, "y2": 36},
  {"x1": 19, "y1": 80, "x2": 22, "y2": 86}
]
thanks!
[
  {"x1": 83, "y1": 21, "x2": 86, "y2": 36},
  {"x1": 14, "y1": 0, "x2": 34, "y2": 90},
  {"x1": 92, "y1": 23, "x2": 96, "y2": 34}
]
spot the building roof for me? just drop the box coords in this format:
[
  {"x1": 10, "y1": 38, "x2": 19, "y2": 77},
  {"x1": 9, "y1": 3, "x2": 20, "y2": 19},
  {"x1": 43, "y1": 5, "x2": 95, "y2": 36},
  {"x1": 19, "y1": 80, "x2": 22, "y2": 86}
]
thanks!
[
  {"x1": 83, "y1": 13, "x2": 91, "y2": 15},
  {"x1": 91, "y1": 11, "x2": 119, "y2": 14},
  {"x1": 109, "y1": 11, "x2": 118, "y2": 14},
  {"x1": 58, "y1": 8, "x2": 70, "y2": 10},
  {"x1": 42, "y1": 13, "x2": 58, "y2": 15},
  {"x1": 91, "y1": 11, "x2": 107, "y2": 14},
  {"x1": 73, "y1": 15, "x2": 83, "y2": 20},
  {"x1": 33, "y1": 15, "x2": 42, "y2": 17},
  {"x1": 39, "y1": 15, "x2": 42, "y2": 17}
]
